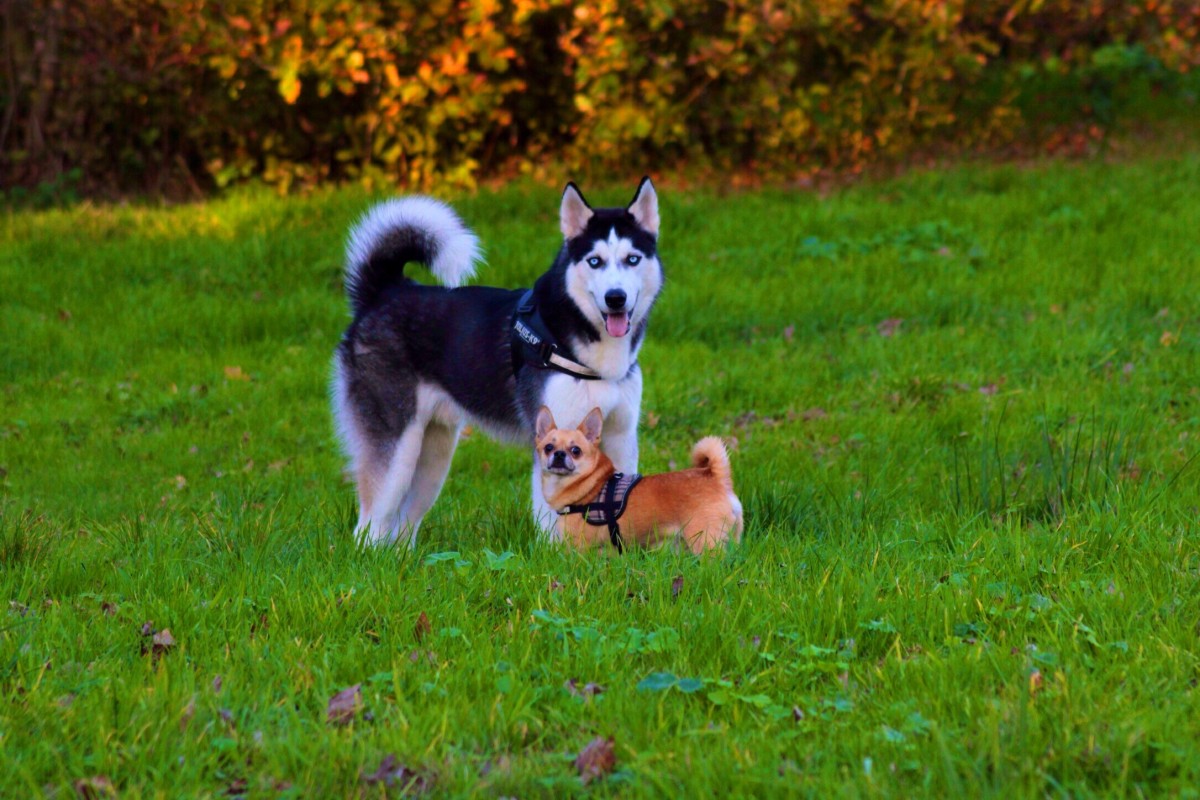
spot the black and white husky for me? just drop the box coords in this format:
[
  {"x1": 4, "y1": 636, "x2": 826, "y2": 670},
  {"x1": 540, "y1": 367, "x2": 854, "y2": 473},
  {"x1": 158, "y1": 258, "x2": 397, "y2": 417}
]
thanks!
[{"x1": 332, "y1": 178, "x2": 663, "y2": 546}]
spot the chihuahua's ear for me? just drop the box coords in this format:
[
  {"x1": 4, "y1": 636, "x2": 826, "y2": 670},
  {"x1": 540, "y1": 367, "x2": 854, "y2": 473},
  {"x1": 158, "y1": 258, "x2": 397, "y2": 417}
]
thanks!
[
  {"x1": 535, "y1": 407, "x2": 556, "y2": 441},
  {"x1": 627, "y1": 176, "x2": 659, "y2": 237},
  {"x1": 578, "y1": 407, "x2": 604, "y2": 445},
  {"x1": 560, "y1": 182, "x2": 593, "y2": 240}
]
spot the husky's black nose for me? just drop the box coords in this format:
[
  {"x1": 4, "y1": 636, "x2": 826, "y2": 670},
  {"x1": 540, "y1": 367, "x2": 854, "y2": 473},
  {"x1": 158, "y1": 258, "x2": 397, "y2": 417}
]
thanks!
[{"x1": 604, "y1": 289, "x2": 627, "y2": 310}]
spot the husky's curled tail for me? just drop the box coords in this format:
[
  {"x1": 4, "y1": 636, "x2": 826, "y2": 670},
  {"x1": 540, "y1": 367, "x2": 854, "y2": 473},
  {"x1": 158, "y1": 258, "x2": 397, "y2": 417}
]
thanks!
[{"x1": 344, "y1": 197, "x2": 482, "y2": 314}]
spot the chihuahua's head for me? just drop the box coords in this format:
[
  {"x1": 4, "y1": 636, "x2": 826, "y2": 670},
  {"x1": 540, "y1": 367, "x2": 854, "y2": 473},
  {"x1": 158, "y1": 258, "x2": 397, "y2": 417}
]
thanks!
[{"x1": 535, "y1": 406, "x2": 604, "y2": 479}]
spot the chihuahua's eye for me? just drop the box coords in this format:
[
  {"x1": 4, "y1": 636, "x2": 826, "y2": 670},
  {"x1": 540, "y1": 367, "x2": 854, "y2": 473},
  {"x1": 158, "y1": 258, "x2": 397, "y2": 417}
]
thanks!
[
  {"x1": 569, "y1": 446, "x2": 582, "y2": 458},
  {"x1": 586, "y1": 256, "x2": 603, "y2": 268},
  {"x1": 625, "y1": 254, "x2": 641, "y2": 266},
  {"x1": 543, "y1": 443, "x2": 554, "y2": 454}
]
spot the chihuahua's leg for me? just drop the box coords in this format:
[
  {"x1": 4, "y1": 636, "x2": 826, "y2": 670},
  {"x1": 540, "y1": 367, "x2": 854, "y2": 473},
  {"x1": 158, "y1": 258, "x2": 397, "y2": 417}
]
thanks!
[{"x1": 530, "y1": 455, "x2": 562, "y2": 541}]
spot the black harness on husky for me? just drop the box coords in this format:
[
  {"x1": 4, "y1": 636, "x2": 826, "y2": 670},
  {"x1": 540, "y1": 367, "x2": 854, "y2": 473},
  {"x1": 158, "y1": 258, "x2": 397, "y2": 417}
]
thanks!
[
  {"x1": 511, "y1": 290, "x2": 603, "y2": 381},
  {"x1": 557, "y1": 471, "x2": 643, "y2": 554}
]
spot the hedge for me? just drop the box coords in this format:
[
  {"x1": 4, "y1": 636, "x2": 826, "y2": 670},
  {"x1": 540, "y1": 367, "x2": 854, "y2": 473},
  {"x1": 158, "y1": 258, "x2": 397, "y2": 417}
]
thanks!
[{"x1": 3, "y1": 1, "x2": 1198, "y2": 197}]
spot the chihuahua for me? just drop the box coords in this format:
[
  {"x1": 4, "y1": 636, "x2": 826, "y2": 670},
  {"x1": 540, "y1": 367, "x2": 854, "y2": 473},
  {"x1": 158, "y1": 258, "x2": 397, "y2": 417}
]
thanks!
[{"x1": 535, "y1": 406, "x2": 743, "y2": 553}]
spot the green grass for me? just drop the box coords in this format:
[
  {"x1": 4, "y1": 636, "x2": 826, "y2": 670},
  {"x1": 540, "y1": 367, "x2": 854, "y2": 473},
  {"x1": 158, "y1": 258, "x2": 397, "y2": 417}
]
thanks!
[{"x1": 2, "y1": 148, "x2": 1200, "y2": 798}]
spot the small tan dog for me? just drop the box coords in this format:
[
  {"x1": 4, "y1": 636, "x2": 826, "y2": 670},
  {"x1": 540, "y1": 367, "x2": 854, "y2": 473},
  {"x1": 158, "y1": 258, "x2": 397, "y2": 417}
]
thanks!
[{"x1": 535, "y1": 406, "x2": 743, "y2": 553}]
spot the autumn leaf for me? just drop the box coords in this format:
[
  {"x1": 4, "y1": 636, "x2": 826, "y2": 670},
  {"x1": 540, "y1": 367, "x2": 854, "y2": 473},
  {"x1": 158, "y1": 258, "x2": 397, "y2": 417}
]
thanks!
[
  {"x1": 564, "y1": 678, "x2": 605, "y2": 698},
  {"x1": 575, "y1": 736, "x2": 616, "y2": 785},
  {"x1": 180, "y1": 696, "x2": 196, "y2": 731},
  {"x1": 327, "y1": 684, "x2": 362, "y2": 726},
  {"x1": 414, "y1": 611, "x2": 431, "y2": 642},
  {"x1": 877, "y1": 317, "x2": 904, "y2": 338},
  {"x1": 224, "y1": 365, "x2": 251, "y2": 382},
  {"x1": 361, "y1": 754, "x2": 429, "y2": 793},
  {"x1": 801, "y1": 407, "x2": 827, "y2": 421},
  {"x1": 153, "y1": 628, "x2": 177, "y2": 656},
  {"x1": 73, "y1": 775, "x2": 116, "y2": 799},
  {"x1": 1029, "y1": 669, "x2": 1044, "y2": 696}
]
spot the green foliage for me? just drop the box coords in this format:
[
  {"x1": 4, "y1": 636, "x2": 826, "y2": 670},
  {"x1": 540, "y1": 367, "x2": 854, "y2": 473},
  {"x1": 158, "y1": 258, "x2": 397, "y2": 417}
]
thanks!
[
  {"x1": 3, "y1": 1, "x2": 1199, "y2": 195},
  {"x1": 2, "y1": 148, "x2": 1200, "y2": 794}
]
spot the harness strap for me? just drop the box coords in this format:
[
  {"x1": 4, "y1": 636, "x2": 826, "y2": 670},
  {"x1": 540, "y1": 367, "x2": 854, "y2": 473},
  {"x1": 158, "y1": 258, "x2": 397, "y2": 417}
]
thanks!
[
  {"x1": 511, "y1": 290, "x2": 603, "y2": 380},
  {"x1": 556, "y1": 471, "x2": 643, "y2": 553}
]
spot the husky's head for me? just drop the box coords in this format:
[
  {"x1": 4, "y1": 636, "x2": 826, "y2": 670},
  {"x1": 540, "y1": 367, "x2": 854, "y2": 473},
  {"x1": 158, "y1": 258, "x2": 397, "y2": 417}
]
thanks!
[{"x1": 558, "y1": 177, "x2": 662, "y2": 340}]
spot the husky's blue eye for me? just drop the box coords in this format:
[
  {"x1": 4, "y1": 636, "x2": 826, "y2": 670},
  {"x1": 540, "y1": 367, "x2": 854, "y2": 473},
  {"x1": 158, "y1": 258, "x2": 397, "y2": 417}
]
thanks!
[
  {"x1": 625, "y1": 254, "x2": 641, "y2": 266},
  {"x1": 586, "y1": 256, "x2": 603, "y2": 268}
]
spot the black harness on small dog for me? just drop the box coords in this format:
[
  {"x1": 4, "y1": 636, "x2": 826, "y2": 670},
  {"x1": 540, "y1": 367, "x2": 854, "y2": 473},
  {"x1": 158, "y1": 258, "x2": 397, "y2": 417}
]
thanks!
[
  {"x1": 511, "y1": 290, "x2": 602, "y2": 381},
  {"x1": 557, "y1": 471, "x2": 643, "y2": 553}
]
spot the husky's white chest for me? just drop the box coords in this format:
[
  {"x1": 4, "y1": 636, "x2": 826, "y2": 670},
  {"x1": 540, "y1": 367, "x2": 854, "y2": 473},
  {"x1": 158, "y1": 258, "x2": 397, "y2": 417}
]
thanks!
[{"x1": 541, "y1": 372, "x2": 641, "y2": 431}]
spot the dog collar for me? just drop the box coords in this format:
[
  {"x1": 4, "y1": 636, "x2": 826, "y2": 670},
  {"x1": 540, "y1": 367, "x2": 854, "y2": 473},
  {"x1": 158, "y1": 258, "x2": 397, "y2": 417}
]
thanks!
[
  {"x1": 511, "y1": 290, "x2": 603, "y2": 380},
  {"x1": 557, "y1": 471, "x2": 643, "y2": 553}
]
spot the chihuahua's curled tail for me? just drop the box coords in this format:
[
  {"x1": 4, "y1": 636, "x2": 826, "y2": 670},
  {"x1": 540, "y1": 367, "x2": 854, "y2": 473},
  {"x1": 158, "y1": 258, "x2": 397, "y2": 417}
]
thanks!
[{"x1": 691, "y1": 436, "x2": 733, "y2": 489}]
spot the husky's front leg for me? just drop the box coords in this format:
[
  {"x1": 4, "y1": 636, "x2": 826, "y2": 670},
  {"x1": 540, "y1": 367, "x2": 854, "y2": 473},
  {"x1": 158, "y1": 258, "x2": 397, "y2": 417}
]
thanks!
[{"x1": 601, "y1": 369, "x2": 642, "y2": 474}]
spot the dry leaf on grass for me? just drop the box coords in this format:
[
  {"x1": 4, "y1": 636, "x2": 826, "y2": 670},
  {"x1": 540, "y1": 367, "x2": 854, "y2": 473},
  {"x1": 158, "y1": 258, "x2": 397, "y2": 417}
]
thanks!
[
  {"x1": 73, "y1": 776, "x2": 116, "y2": 799},
  {"x1": 414, "y1": 611, "x2": 432, "y2": 642},
  {"x1": 361, "y1": 754, "x2": 429, "y2": 793},
  {"x1": 564, "y1": 679, "x2": 605, "y2": 698},
  {"x1": 327, "y1": 684, "x2": 362, "y2": 726},
  {"x1": 575, "y1": 736, "x2": 616, "y2": 785},
  {"x1": 876, "y1": 317, "x2": 904, "y2": 338}
]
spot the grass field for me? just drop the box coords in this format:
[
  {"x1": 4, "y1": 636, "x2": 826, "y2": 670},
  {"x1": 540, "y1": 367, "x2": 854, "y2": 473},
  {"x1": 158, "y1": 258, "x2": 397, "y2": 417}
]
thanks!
[{"x1": 3, "y1": 146, "x2": 1200, "y2": 797}]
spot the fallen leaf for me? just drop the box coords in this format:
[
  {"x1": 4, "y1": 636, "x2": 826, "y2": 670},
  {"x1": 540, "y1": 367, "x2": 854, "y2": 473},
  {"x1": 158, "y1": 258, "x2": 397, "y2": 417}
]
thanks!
[
  {"x1": 801, "y1": 407, "x2": 827, "y2": 421},
  {"x1": 152, "y1": 628, "x2": 176, "y2": 656},
  {"x1": 645, "y1": 412, "x2": 660, "y2": 428},
  {"x1": 101, "y1": 601, "x2": 117, "y2": 617},
  {"x1": 58, "y1": 308, "x2": 73, "y2": 321},
  {"x1": 361, "y1": 754, "x2": 429, "y2": 793},
  {"x1": 73, "y1": 776, "x2": 115, "y2": 799},
  {"x1": 327, "y1": 684, "x2": 362, "y2": 726},
  {"x1": 564, "y1": 678, "x2": 605, "y2": 698},
  {"x1": 979, "y1": 383, "x2": 998, "y2": 396},
  {"x1": 212, "y1": 674, "x2": 223, "y2": 694},
  {"x1": 1161, "y1": 330, "x2": 1179, "y2": 347},
  {"x1": 267, "y1": 459, "x2": 290, "y2": 472},
  {"x1": 670, "y1": 575, "x2": 684, "y2": 600},
  {"x1": 180, "y1": 696, "x2": 196, "y2": 731},
  {"x1": 224, "y1": 365, "x2": 251, "y2": 382},
  {"x1": 575, "y1": 737, "x2": 616, "y2": 785},
  {"x1": 224, "y1": 778, "x2": 248, "y2": 797},
  {"x1": 414, "y1": 611, "x2": 431, "y2": 642},
  {"x1": 1029, "y1": 669, "x2": 1044, "y2": 696},
  {"x1": 876, "y1": 317, "x2": 904, "y2": 338},
  {"x1": 549, "y1": 579, "x2": 563, "y2": 592}
]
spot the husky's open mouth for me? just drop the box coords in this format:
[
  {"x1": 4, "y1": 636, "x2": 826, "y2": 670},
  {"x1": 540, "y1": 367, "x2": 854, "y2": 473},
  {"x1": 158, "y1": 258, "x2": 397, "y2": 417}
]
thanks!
[{"x1": 601, "y1": 311, "x2": 631, "y2": 338}]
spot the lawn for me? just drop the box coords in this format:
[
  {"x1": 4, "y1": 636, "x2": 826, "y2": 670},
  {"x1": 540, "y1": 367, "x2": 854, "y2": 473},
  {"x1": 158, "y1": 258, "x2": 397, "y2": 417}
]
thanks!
[{"x1": 2, "y1": 147, "x2": 1200, "y2": 797}]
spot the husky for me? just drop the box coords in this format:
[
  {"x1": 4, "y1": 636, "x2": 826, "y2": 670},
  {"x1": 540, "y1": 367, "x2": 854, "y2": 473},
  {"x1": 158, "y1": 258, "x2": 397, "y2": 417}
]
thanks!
[{"x1": 331, "y1": 178, "x2": 663, "y2": 546}]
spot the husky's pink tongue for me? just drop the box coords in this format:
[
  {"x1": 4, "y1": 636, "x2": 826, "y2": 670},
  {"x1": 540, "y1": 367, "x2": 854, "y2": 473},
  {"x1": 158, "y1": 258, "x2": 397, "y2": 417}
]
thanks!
[{"x1": 605, "y1": 312, "x2": 630, "y2": 338}]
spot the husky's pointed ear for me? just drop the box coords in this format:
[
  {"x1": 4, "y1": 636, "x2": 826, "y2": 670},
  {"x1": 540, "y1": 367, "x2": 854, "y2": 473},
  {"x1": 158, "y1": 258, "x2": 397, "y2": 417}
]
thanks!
[
  {"x1": 578, "y1": 407, "x2": 604, "y2": 445},
  {"x1": 627, "y1": 176, "x2": 659, "y2": 237},
  {"x1": 535, "y1": 406, "x2": 556, "y2": 441},
  {"x1": 560, "y1": 183, "x2": 593, "y2": 240}
]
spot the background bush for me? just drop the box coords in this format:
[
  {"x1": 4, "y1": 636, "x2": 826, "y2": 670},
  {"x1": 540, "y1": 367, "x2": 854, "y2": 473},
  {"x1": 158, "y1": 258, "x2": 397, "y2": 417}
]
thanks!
[{"x1": 3, "y1": 0, "x2": 1199, "y2": 198}]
